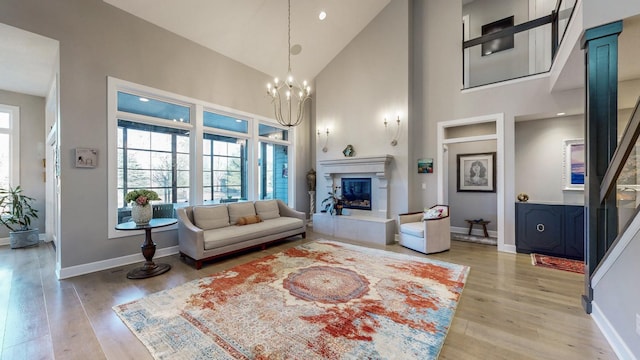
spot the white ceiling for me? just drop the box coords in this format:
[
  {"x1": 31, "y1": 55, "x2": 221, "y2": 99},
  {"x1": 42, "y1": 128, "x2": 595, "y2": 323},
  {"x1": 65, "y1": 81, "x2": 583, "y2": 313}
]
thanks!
[
  {"x1": 102, "y1": 0, "x2": 391, "y2": 82},
  {"x1": 0, "y1": 23, "x2": 58, "y2": 97}
]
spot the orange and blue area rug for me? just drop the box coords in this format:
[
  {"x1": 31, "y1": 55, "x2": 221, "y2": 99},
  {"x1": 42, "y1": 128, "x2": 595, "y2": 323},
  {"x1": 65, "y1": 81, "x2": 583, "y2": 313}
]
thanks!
[
  {"x1": 114, "y1": 240, "x2": 470, "y2": 359},
  {"x1": 531, "y1": 253, "x2": 584, "y2": 274}
]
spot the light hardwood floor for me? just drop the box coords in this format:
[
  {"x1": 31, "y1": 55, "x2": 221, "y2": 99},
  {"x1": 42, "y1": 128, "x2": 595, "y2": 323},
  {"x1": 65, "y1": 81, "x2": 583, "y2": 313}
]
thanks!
[{"x1": 0, "y1": 231, "x2": 617, "y2": 359}]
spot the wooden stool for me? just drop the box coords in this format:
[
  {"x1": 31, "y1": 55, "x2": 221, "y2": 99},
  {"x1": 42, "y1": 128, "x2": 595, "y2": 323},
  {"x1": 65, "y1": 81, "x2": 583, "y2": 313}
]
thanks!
[{"x1": 465, "y1": 219, "x2": 490, "y2": 238}]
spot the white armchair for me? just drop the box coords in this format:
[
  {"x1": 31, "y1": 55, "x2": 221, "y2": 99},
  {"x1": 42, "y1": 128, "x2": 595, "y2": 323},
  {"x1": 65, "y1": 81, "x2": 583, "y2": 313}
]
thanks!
[{"x1": 397, "y1": 205, "x2": 450, "y2": 254}]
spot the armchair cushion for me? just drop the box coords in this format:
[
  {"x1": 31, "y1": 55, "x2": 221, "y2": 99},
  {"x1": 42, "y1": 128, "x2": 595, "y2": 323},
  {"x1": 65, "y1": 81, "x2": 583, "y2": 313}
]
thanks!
[{"x1": 400, "y1": 222, "x2": 424, "y2": 237}]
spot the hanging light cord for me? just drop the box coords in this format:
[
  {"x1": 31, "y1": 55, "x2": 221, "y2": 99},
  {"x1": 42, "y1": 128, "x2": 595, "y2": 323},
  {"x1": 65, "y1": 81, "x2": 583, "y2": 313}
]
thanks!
[{"x1": 287, "y1": 0, "x2": 291, "y2": 74}]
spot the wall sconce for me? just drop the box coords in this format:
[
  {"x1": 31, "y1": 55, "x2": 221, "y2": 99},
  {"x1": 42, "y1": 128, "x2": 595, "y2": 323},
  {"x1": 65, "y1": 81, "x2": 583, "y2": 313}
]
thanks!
[
  {"x1": 317, "y1": 128, "x2": 329, "y2": 152},
  {"x1": 384, "y1": 115, "x2": 401, "y2": 146}
]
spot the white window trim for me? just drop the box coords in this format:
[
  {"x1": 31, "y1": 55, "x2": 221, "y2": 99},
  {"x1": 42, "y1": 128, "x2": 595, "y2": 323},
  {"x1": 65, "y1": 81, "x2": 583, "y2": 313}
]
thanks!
[
  {"x1": 107, "y1": 77, "x2": 294, "y2": 239},
  {"x1": 0, "y1": 104, "x2": 20, "y2": 187}
]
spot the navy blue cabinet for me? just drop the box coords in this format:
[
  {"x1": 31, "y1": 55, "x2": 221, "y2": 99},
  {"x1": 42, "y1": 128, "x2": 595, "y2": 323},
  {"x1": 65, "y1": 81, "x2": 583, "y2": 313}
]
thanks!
[{"x1": 516, "y1": 203, "x2": 584, "y2": 261}]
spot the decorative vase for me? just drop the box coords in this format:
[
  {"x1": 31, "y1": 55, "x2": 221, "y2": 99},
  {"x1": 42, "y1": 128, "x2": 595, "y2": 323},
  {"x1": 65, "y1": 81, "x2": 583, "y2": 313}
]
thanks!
[{"x1": 131, "y1": 203, "x2": 152, "y2": 225}]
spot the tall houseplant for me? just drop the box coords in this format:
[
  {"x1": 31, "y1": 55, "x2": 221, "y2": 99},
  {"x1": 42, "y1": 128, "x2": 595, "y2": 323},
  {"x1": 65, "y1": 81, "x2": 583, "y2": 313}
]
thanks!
[{"x1": 0, "y1": 186, "x2": 40, "y2": 248}]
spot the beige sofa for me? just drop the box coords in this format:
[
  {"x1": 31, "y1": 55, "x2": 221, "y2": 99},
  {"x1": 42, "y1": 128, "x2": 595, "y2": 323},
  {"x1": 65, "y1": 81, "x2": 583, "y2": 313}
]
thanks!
[{"x1": 176, "y1": 199, "x2": 306, "y2": 269}]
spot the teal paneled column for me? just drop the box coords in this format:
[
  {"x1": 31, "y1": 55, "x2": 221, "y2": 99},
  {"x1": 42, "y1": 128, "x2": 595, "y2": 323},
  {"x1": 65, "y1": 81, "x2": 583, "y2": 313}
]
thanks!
[{"x1": 580, "y1": 21, "x2": 622, "y2": 314}]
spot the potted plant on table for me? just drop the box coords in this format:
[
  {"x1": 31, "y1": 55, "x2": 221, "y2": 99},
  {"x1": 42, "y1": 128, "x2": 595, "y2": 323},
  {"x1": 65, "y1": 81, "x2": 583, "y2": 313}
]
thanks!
[
  {"x1": 321, "y1": 185, "x2": 343, "y2": 215},
  {"x1": 125, "y1": 189, "x2": 160, "y2": 225},
  {"x1": 0, "y1": 186, "x2": 40, "y2": 249}
]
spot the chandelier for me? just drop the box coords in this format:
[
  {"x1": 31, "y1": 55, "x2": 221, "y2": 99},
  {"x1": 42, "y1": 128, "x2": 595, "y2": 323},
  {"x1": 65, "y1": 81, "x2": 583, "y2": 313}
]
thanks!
[{"x1": 266, "y1": 0, "x2": 311, "y2": 127}]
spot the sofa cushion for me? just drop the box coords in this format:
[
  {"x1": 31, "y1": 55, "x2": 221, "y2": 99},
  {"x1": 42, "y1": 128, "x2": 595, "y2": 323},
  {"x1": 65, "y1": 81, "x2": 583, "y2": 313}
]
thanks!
[
  {"x1": 228, "y1": 202, "x2": 257, "y2": 224},
  {"x1": 254, "y1": 200, "x2": 280, "y2": 220},
  {"x1": 203, "y1": 217, "x2": 304, "y2": 250},
  {"x1": 236, "y1": 215, "x2": 262, "y2": 226},
  {"x1": 400, "y1": 222, "x2": 424, "y2": 237},
  {"x1": 192, "y1": 205, "x2": 229, "y2": 230}
]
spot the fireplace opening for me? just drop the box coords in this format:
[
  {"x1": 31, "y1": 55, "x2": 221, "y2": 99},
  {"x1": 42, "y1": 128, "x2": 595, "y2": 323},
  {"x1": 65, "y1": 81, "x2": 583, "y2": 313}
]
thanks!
[{"x1": 341, "y1": 178, "x2": 372, "y2": 210}]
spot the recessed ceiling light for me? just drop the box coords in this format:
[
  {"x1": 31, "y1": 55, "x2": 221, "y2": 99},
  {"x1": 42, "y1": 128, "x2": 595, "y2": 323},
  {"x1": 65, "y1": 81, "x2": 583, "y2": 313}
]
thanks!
[
  {"x1": 319, "y1": 11, "x2": 327, "y2": 21},
  {"x1": 139, "y1": 97, "x2": 149, "y2": 102},
  {"x1": 557, "y1": 112, "x2": 566, "y2": 116}
]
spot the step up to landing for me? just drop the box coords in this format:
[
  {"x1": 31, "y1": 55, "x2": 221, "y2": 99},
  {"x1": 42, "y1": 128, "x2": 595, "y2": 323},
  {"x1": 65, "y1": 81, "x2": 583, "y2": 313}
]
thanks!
[{"x1": 451, "y1": 232, "x2": 497, "y2": 246}]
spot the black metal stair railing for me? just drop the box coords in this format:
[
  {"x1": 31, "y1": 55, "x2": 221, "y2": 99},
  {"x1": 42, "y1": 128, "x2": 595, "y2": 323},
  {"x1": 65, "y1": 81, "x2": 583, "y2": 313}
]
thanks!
[{"x1": 462, "y1": 0, "x2": 576, "y2": 88}]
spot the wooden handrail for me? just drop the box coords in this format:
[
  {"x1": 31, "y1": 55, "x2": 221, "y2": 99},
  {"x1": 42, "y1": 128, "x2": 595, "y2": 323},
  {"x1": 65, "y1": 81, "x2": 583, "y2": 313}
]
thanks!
[{"x1": 600, "y1": 97, "x2": 640, "y2": 203}]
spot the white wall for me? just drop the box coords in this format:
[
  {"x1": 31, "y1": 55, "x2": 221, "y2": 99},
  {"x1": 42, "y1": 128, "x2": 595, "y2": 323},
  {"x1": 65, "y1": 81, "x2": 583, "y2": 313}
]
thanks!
[
  {"x1": 463, "y1": 0, "x2": 530, "y2": 87},
  {"x1": 0, "y1": 89, "x2": 46, "y2": 239},
  {"x1": 412, "y1": 0, "x2": 584, "y2": 247},
  {"x1": 0, "y1": 0, "x2": 311, "y2": 271},
  {"x1": 314, "y1": 0, "x2": 409, "y2": 221}
]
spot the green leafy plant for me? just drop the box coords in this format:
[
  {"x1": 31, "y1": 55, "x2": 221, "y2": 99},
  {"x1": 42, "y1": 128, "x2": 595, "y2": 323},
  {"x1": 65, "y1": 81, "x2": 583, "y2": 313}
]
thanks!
[
  {"x1": 125, "y1": 189, "x2": 160, "y2": 206},
  {"x1": 0, "y1": 186, "x2": 39, "y2": 232},
  {"x1": 321, "y1": 185, "x2": 342, "y2": 215}
]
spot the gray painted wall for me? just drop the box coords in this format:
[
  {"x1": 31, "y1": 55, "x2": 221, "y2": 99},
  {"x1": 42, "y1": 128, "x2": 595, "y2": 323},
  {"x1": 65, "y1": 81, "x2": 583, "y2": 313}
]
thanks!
[
  {"x1": 515, "y1": 115, "x2": 584, "y2": 205},
  {"x1": 0, "y1": 89, "x2": 46, "y2": 239},
  {"x1": 0, "y1": 0, "x2": 310, "y2": 269},
  {"x1": 314, "y1": 0, "x2": 409, "y2": 222},
  {"x1": 448, "y1": 140, "x2": 498, "y2": 231}
]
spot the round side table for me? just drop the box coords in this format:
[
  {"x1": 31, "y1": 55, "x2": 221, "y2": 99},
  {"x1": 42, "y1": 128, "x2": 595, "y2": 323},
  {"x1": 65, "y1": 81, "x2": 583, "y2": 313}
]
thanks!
[{"x1": 115, "y1": 218, "x2": 177, "y2": 279}]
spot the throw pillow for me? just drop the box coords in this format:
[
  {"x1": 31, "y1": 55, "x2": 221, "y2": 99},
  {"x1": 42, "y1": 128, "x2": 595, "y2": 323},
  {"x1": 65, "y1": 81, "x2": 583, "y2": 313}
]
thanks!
[
  {"x1": 228, "y1": 202, "x2": 257, "y2": 224},
  {"x1": 254, "y1": 199, "x2": 280, "y2": 220},
  {"x1": 423, "y1": 208, "x2": 444, "y2": 220},
  {"x1": 236, "y1": 215, "x2": 262, "y2": 226},
  {"x1": 193, "y1": 205, "x2": 230, "y2": 230}
]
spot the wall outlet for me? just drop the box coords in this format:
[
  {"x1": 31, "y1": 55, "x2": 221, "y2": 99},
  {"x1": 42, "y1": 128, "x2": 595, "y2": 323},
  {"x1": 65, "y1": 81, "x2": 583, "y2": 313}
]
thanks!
[
  {"x1": 636, "y1": 313, "x2": 640, "y2": 336},
  {"x1": 421, "y1": 183, "x2": 426, "y2": 190}
]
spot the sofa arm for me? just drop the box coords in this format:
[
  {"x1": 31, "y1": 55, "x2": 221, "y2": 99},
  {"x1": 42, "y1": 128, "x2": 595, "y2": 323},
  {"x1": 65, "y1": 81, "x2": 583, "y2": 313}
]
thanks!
[
  {"x1": 176, "y1": 207, "x2": 205, "y2": 259},
  {"x1": 276, "y1": 199, "x2": 306, "y2": 223},
  {"x1": 398, "y1": 211, "x2": 423, "y2": 225}
]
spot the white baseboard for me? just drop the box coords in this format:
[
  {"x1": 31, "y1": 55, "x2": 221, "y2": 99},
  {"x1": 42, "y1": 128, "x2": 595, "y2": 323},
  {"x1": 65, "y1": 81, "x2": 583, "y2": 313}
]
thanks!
[
  {"x1": 57, "y1": 245, "x2": 180, "y2": 280},
  {"x1": 0, "y1": 232, "x2": 47, "y2": 247},
  {"x1": 499, "y1": 243, "x2": 516, "y2": 253},
  {"x1": 591, "y1": 301, "x2": 637, "y2": 360}
]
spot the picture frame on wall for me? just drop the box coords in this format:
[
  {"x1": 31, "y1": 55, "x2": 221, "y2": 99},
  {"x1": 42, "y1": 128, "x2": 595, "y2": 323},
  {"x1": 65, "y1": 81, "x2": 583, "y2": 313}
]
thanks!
[
  {"x1": 481, "y1": 16, "x2": 515, "y2": 56},
  {"x1": 418, "y1": 158, "x2": 433, "y2": 174},
  {"x1": 563, "y1": 139, "x2": 585, "y2": 190},
  {"x1": 457, "y1": 152, "x2": 496, "y2": 192},
  {"x1": 75, "y1": 148, "x2": 98, "y2": 168}
]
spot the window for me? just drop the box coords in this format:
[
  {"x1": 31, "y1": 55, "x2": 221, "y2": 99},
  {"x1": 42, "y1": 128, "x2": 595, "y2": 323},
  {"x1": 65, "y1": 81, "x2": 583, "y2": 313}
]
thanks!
[
  {"x1": 117, "y1": 120, "x2": 190, "y2": 211},
  {"x1": 203, "y1": 134, "x2": 247, "y2": 203},
  {"x1": 0, "y1": 105, "x2": 19, "y2": 190},
  {"x1": 108, "y1": 77, "x2": 294, "y2": 238},
  {"x1": 259, "y1": 125, "x2": 289, "y2": 202}
]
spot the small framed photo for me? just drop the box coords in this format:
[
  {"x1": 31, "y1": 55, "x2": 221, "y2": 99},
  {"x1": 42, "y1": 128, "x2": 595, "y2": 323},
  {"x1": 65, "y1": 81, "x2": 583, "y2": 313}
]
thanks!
[
  {"x1": 75, "y1": 148, "x2": 97, "y2": 168},
  {"x1": 457, "y1": 152, "x2": 496, "y2": 192},
  {"x1": 418, "y1": 158, "x2": 433, "y2": 174},
  {"x1": 563, "y1": 139, "x2": 584, "y2": 190}
]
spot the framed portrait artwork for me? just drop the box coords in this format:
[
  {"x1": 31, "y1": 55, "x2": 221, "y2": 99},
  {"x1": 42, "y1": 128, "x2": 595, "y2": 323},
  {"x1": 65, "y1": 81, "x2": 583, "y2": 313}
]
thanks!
[
  {"x1": 457, "y1": 152, "x2": 496, "y2": 192},
  {"x1": 563, "y1": 139, "x2": 585, "y2": 190}
]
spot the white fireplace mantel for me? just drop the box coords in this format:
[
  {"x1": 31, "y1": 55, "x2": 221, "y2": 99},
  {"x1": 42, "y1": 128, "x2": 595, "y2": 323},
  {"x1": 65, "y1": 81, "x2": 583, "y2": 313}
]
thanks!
[
  {"x1": 319, "y1": 155, "x2": 393, "y2": 181},
  {"x1": 318, "y1": 155, "x2": 393, "y2": 219}
]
